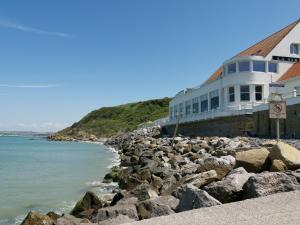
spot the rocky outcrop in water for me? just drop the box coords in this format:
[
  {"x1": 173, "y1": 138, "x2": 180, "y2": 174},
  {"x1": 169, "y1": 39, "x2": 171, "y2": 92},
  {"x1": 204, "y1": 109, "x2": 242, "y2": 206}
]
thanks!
[{"x1": 22, "y1": 126, "x2": 300, "y2": 225}]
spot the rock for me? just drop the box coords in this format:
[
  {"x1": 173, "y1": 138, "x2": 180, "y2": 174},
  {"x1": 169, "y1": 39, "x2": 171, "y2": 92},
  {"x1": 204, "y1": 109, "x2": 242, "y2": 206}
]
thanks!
[
  {"x1": 116, "y1": 196, "x2": 138, "y2": 206},
  {"x1": 235, "y1": 148, "x2": 271, "y2": 173},
  {"x1": 103, "y1": 166, "x2": 120, "y2": 183},
  {"x1": 269, "y1": 142, "x2": 300, "y2": 169},
  {"x1": 285, "y1": 169, "x2": 300, "y2": 183},
  {"x1": 21, "y1": 211, "x2": 53, "y2": 225},
  {"x1": 46, "y1": 211, "x2": 61, "y2": 222},
  {"x1": 71, "y1": 191, "x2": 103, "y2": 219},
  {"x1": 130, "y1": 184, "x2": 158, "y2": 201},
  {"x1": 270, "y1": 160, "x2": 288, "y2": 172},
  {"x1": 159, "y1": 175, "x2": 177, "y2": 195},
  {"x1": 151, "y1": 174, "x2": 163, "y2": 192},
  {"x1": 176, "y1": 184, "x2": 221, "y2": 212},
  {"x1": 183, "y1": 170, "x2": 218, "y2": 188},
  {"x1": 92, "y1": 204, "x2": 138, "y2": 222},
  {"x1": 196, "y1": 155, "x2": 236, "y2": 179},
  {"x1": 97, "y1": 215, "x2": 136, "y2": 225},
  {"x1": 261, "y1": 140, "x2": 277, "y2": 148},
  {"x1": 136, "y1": 195, "x2": 179, "y2": 219},
  {"x1": 204, "y1": 167, "x2": 253, "y2": 203},
  {"x1": 56, "y1": 214, "x2": 90, "y2": 225},
  {"x1": 243, "y1": 172, "x2": 300, "y2": 199}
]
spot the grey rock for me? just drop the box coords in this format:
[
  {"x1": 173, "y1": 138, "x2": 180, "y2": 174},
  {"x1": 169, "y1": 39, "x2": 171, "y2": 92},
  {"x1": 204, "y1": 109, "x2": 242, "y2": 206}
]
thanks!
[
  {"x1": 183, "y1": 170, "x2": 218, "y2": 188},
  {"x1": 176, "y1": 184, "x2": 221, "y2": 212},
  {"x1": 97, "y1": 215, "x2": 136, "y2": 225},
  {"x1": 136, "y1": 195, "x2": 179, "y2": 219},
  {"x1": 57, "y1": 214, "x2": 90, "y2": 225},
  {"x1": 130, "y1": 184, "x2": 158, "y2": 201},
  {"x1": 204, "y1": 167, "x2": 253, "y2": 203},
  {"x1": 92, "y1": 204, "x2": 138, "y2": 222},
  {"x1": 243, "y1": 172, "x2": 300, "y2": 199},
  {"x1": 196, "y1": 155, "x2": 236, "y2": 179},
  {"x1": 70, "y1": 191, "x2": 103, "y2": 219}
]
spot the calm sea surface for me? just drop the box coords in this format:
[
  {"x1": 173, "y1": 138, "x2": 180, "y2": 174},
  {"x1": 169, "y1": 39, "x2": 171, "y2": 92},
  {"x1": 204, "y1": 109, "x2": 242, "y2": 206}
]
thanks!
[{"x1": 0, "y1": 135, "x2": 115, "y2": 225}]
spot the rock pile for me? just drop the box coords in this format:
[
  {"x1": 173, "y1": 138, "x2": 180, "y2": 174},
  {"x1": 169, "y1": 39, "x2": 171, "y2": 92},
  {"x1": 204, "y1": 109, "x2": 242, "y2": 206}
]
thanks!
[{"x1": 22, "y1": 126, "x2": 300, "y2": 225}]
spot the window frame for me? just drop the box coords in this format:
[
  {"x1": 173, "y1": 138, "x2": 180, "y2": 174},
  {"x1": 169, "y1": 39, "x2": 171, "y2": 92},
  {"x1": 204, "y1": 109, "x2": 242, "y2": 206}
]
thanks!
[
  {"x1": 290, "y1": 43, "x2": 299, "y2": 55},
  {"x1": 255, "y1": 85, "x2": 263, "y2": 101},
  {"x1": 210, "y1": 90, "x2": 219, "y2": 110},
  {"x1": 240, "y1": 85, "x2": 250, "y2": 101},
  {"x1": 268, "y1": 62, "x2": 278, "y2": 73},
  {"x1": 192, "y1": 97, "x2": 199, "y2": 114},
  {"x1": 238, "y1": 61, "x2": 250, "y2": 72},
  {"x1": 228, "y1": 86, "x2": 235, "y2": 102},
  {"x1": 200, "y1": 94, "x2": 208, "y2": 112},
  {"x1": 253, "y1": 61, "x2": 266, "y2": 72},
  {"x1": 185, "y1": 100, "x2": 191, "y2": 117},
  {"x1": 227, "y1": 62, "x2": 236, "y2": 74}
]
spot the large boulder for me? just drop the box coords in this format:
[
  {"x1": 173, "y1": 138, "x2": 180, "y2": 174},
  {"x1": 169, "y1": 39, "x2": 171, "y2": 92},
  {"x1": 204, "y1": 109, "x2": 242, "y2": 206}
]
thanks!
[
  {"x1": 196, "y1": 155, "x2": 236, "y2": 179},
  {"x1": 183, "y1": 170, "x2": 218, "y2": 188},
  {"x1": 270, "y1": 159, "x2": 288, "y2": 172},
  {"x1": 92, "y1": 204, "x2": 139, "y2": 223},
  {"x1": 285, "y1": 169, "x2": 300, "y2": 183},
  {"x1": 243, "y1": 172, "x2": 300, "y2": 199},
  {"x1": 21, "y1": 211, "x2": 53, "y2": 225},
  {"x1": 56, "y1": 214, "x2": 90, "y2": 225},
  {"x1": 71, "y1": 191, "x2": 103, "y2": 219},
  {"x1": 176, "y1": 184, "x2": 221, "y2": 212},
  {"x1": 136, "y1": 195, "x2": 179, "y2": 219},
  {"x1": 269, "y1": 142, "x2": 300, "y2": 169},
  {"x1": 97, "y1": 215, "x2": 136, "y2": 225},
  {"x1": 203, "y1": 167, "x2": 253, "y2": 203},
  {"x1": 235, "y1": 148, "x2": 271, "y2": 172},
  {"x1": 130, "y1": 184, "x2": 158, "y2": 201}
]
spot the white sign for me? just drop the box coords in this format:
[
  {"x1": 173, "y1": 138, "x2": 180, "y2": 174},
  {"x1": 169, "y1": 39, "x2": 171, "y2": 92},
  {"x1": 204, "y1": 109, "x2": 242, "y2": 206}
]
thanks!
[{"x1": 269, "y1": 101, "x2": 287, "y2": 119}]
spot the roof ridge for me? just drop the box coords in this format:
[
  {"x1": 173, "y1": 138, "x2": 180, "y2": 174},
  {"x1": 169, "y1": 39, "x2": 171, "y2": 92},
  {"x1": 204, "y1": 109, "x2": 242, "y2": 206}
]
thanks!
[{"x1": 235, "y1": 18, "x2": 300, "y2": 58}]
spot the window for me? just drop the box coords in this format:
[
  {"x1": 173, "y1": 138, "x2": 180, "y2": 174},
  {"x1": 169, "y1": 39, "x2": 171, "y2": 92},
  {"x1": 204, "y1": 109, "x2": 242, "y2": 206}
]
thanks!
[
  {"x1": 192, "y1": 97, "x2": 199, "y2": 114},
  {"x1": 228, "y1": 86, "x2": 235, "y2": 102},
  {"x1": 253, "y1": 61, "x2": 266, "y2": 72},
  {"x1": 290, "y1": 43, "x2": 299, "y2": 54},
  {"x1": 255, "y1": 85, "x2": 263, "y2": 101},
  {"x1": 227, "y1": 63, "x2": 236, "y2": 74},
  {"x1": 179, "y1": 103, "x2": 183, "y2": 118},
  {"x1": 185, "y1": 101, "x2": 191, "y2": 116},
  {"x1": 174, "y1": 106, "x2": 178, "y2": 119},
  {"x1": 200, "y1": 94, "x2": 208, "y2": 112},
  {"x1": 240, "y1": 85, "x2": 250, "y2": 101},
  {"x1": 210, "y1": 90, "x2": 219, "y2": 110},
  {"x1": 238, "y1": 61, "x2": 250, "y2": 72},
  {"x1": 268, "y1": 62, "x2": 278, "y2": 73},
  {"x1": 295, "y1": 86, "x2": 300, "y2": 96},
  {"x1": 169, "y1": 107, "x2": 173, "y2": 120}
]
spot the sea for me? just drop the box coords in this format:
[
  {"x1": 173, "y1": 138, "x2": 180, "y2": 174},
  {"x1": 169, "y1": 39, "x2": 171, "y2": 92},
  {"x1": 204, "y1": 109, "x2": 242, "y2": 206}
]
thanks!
[{"x1": 0, "y1": 135, "x2": 117, "y2": 225}]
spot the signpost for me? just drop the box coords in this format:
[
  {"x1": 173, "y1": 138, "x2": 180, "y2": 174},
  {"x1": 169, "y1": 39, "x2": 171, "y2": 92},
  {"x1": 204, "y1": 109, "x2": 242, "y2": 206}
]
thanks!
[{"x1": 268, "y1": 88, "x2": 287, "y2": 142}]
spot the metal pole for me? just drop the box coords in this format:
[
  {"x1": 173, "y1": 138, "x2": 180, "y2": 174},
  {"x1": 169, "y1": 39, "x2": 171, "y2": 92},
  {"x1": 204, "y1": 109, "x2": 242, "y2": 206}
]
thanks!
[{"x1": 276, "y1": 118, "x2": 280, "y2": 143}]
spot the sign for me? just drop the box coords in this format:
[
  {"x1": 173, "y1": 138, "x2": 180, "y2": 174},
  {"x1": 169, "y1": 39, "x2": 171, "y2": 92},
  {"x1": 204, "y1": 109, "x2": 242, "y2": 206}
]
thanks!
[
  {"x1": 269, "y1": 83, "x2": 285, "y2": 88},
  {"x1": 272, "y1": 55, "x2": 300, "y2": 62},
  {"x1": 269, "y1": 101, "x2": 287, "y2": 119}
]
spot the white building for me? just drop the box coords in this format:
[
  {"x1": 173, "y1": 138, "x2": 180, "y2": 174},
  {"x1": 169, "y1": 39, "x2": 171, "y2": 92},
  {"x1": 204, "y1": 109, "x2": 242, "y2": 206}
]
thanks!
[{"x1": 166, "y1": 19, "x2": 300, "y2": 125}]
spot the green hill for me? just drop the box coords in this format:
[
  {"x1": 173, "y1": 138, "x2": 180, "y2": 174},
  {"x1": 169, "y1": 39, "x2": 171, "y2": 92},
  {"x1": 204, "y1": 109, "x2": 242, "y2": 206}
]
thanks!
[{"x1": 50, "y1": 97, "x2": 171, "y2": 139}]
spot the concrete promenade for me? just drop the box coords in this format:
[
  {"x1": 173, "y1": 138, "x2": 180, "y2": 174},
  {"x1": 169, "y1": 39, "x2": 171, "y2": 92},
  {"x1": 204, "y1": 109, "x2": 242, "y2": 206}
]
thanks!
[{"x1": 125, "y1": 190, "x2": 300, "y2": 225}]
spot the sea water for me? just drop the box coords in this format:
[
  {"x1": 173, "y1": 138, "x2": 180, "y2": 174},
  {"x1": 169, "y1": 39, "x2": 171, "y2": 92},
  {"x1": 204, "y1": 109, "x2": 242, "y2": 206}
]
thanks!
[{"x1": 0, "y1": 135, "x2": 116, "y2": 225}]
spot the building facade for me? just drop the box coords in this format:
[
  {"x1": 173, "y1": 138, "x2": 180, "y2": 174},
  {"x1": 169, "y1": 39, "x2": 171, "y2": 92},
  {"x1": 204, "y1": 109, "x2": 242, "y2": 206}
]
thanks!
[{"x1": 166, "y1": 19, "x2": 300, "y2": 125}]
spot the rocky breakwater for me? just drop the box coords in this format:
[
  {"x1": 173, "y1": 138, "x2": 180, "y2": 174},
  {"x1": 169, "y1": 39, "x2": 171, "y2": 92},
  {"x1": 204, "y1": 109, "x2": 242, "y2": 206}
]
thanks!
[{"x1": 21, "y1": 126, "x2": 300, "y2": 225}]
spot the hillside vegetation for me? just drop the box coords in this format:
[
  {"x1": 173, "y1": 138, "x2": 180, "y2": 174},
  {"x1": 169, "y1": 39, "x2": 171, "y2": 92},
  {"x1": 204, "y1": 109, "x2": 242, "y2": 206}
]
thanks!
[{"x1": 52, "y1": 97, "x2": 171, "y2": 138}]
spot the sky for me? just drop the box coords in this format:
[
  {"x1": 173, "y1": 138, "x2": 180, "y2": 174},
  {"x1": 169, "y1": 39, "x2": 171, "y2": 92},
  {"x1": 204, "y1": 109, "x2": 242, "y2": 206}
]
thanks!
[{"x1": 0, "y1": 0, "x2": 299, "y2": 132}]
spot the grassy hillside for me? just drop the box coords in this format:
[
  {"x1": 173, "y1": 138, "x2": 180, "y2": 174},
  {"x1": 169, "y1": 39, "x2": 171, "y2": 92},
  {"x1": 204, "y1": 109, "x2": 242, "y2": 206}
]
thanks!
[{"x1": 53, "y1": 97, "x2": 171, "y2": 138}]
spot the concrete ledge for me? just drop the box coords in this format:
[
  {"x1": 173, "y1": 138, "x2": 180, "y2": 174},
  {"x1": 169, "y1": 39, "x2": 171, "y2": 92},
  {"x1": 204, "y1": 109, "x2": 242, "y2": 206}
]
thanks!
[{"x1": 125, "y1": 190, "x2": 300, "y2": 225}]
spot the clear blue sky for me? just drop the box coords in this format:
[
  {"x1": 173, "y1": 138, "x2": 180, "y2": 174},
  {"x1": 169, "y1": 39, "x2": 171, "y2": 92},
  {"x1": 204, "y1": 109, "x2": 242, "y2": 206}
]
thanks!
[{"x1": 0, "y1": 0, "x2": 299, "y2": 132}]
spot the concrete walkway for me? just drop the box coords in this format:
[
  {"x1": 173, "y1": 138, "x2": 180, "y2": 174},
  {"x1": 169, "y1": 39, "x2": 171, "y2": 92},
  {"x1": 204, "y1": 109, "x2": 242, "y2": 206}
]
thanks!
[{"x1": 125, "y1": 190, "x2": 300, "y2": 225}]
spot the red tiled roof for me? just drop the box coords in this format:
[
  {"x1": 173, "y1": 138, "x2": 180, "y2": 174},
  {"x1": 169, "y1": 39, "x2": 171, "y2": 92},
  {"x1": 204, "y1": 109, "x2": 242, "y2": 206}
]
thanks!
[
  {"x1": 204, "y1": 19, "x2": 300, "y2": 84},
  {"x1": 278, "y1": 62, "x2": 300, "y2": 82}
]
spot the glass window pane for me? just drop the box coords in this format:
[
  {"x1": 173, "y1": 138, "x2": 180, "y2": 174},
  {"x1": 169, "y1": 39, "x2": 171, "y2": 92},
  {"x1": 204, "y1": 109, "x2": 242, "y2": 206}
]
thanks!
[
  {"x1": 268, "y1": 62, "x2": 277, "y2": 73},
  {"x1": 228, "y1": 63, "x2": 236, "y2": 74},
  {"x1": 253, "y1": 61, "x2": 266, "y2": 72},
  {"x1": 240, "y1": 85, "x2": 250, "y2": 101},
  {"x1": 291, "y1": 44, "x2": 299, "y2": 54},
  {"x1": 228, "y1": 86, "x2": 235, "y2": 102},
  {"x1": 238, "y1": 61, "x2": 250, "y2": 72}
]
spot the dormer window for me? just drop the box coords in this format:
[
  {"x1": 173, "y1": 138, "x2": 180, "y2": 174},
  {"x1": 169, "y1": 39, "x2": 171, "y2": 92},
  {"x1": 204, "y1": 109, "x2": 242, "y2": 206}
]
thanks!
[
  {"x1": 227, "y1": 63, "x2": 236, "y2": 74},
  {"x1": 290, "y1": 43, "x2": 299, "y2": 54}
]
